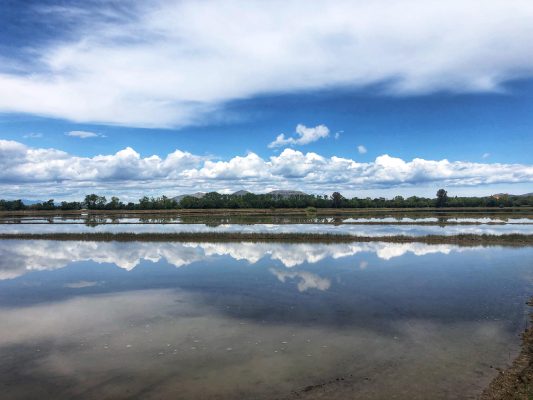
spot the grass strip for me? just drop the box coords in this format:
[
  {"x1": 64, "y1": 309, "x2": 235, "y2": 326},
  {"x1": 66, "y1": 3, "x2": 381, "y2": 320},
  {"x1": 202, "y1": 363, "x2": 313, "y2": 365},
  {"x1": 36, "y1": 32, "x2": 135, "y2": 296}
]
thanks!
[{"x1": 0, "y1": 232, "x2": 532, "y2": 246}]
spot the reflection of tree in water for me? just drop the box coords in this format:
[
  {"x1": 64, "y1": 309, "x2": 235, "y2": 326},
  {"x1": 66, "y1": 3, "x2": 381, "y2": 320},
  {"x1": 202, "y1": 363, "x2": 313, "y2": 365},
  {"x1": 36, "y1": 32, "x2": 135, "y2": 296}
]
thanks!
[
  {"x1": 26, "y1": 210, "x2": 531, "y2": 229},
  {"x1": 165, "y1": 214, "x2": 361, "y2": 226},
  {"x1": 138, "y1": 215, "x2": 179, "y2": 224},
  {"x1": 326, "y1": 217, "x2": 341, "y2": 226},
  {"x1": 85, "y1": 215, "x2": 108, "y2": 227}
]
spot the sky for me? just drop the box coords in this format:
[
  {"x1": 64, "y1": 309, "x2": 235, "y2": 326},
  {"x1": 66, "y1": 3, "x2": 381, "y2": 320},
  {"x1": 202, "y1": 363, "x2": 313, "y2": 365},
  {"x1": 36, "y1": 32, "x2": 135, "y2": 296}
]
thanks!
[{"x1": 0, "y1": 0, "x2": 532, "y2": 201}]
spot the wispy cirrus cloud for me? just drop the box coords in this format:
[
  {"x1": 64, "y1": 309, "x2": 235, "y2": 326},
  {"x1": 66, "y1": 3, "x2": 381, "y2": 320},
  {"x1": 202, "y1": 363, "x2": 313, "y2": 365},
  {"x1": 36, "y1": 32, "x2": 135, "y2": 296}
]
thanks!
[
  {"x1": 0, "y1": 139, "x2": 532, "y2": 199},
  {"x1": 268, "y1": 124, "x2": 330, "y2": 148},
  {"x1": 23, "y1": 132, "x2": 43, "y2": 139},
  {"x1": 1, "y1": 1, "x2": 533, "y2": 127},
  {"x1": 66, "y1": 130, "x2": 103, "y2": 139}
]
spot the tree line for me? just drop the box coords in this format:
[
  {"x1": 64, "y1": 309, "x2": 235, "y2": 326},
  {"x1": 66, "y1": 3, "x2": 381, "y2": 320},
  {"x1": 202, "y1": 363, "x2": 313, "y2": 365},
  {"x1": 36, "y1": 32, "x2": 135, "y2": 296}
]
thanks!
[{"x1": 1, "y1": 190, "x2": 532, "y2": 211}]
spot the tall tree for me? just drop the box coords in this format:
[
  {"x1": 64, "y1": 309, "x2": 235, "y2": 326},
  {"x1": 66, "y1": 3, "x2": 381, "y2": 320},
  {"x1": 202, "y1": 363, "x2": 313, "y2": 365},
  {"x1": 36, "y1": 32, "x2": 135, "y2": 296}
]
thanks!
[
  {"x1": 331, "y1": 192, "x2": 344, "y2": 208},
  {"x1": 435, "y1": 189, "x2": 448, "y2": 207},
  {"x1": 84, "y1": 194, "x2": 106, "y2": 209}
]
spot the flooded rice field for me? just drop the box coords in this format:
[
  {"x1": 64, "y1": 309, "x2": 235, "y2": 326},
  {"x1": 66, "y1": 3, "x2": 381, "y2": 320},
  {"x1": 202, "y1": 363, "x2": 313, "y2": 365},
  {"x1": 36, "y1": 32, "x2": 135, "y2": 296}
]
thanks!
[
  {"x1": 0, "y1": 221, "x2": 532, "y2": 236},
  {"x1": 2, "y1": 212, "x2": 532, "y2": 238},
  {"x1": 1, "y1": 212, "x2": 533, "y2": 226},
  {"x1": 0, "y1": 239, "x2": 532, "y2": 399}
]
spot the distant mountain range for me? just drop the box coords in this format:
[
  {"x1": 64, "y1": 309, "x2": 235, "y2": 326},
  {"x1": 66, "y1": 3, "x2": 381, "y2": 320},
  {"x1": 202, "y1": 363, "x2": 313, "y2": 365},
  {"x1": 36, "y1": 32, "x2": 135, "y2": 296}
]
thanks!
[
  {"x1": 172, "y1": 190, "x2": 308, "y2": 203},
  {"x1": 172, "y1": 192, "x2": 208, "y2": 202},
  {"x1": 20, "y1": 199, "x2": 47, "y2": 205},
  {"x1": 492, "y1": 192, "x2": 533, "y2": 199}
]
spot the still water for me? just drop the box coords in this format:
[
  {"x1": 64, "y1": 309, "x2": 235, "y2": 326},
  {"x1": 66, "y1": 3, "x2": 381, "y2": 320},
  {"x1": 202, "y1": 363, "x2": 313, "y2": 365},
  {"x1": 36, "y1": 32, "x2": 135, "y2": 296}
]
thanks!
[
  {"x1": 2, "y1": 212, "x2": 532, "y2": 226},
  {"x1": 1, "y1": 221, "x2": 532, "y2": 236},
  {"x1": 0, "y1": 240, "x2": 532, "y2": 399}
]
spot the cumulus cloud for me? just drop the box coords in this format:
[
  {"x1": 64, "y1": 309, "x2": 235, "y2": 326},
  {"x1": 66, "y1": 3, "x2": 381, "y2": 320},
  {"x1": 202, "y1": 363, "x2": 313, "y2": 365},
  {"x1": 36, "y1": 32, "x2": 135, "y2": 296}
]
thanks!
[
  {"x1": 0, "y1": 139, "x2": 532, "y2": 198},
  {"x1": 0, "y1": 139, "x2": 201, "y2": 185},
  {"x1": 66, "y1": 130, "x2": 102, "y2": 139},
  {"x1": 184, "y1": 152, "x2": 269, "y2": 180},
  {"x1": 357, "y1": 145, "x2": 367, "y2": 154},
  {"x1": 268, "y1": 124, "x2": 330, "y2": 148},
  {"x1": 1, "y1": 0, "x2": 533, "y2": 127}
]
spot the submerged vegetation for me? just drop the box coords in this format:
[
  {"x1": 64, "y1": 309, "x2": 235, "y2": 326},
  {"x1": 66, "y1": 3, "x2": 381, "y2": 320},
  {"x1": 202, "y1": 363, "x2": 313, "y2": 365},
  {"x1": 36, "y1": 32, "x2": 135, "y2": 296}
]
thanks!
[{"x1": 1, "y1": 190, "x2": 533, "y2": 211}]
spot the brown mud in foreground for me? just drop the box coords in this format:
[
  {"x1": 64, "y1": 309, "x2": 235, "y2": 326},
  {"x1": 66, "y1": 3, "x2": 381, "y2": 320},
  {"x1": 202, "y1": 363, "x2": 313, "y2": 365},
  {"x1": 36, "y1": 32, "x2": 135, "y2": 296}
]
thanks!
[
  {"x1": 0, "y1": 232, "x2": 532, "y2": 246},
  {"x1": 481, "y1": 299, "x2": 533, "y2": 400}
]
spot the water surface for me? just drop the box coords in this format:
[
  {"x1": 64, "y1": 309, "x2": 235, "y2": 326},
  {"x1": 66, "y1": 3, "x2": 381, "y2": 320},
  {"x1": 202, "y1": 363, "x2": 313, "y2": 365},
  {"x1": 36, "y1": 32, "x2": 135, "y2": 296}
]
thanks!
[
  {"x1": 2, "y1": 213, "x2": 532, "y2": 225},
  {"x1": 0, "y1": 240, "x2": 532, "y2": 399},
  {"x1": 1, "y1": 221, "x2": 532, "y2": 236}
]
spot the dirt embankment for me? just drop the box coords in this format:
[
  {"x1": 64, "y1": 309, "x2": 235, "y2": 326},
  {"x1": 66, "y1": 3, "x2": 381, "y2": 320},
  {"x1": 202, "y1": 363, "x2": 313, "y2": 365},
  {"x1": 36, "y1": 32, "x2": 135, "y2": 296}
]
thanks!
[
  {"x1": 480, "y1": 300, "x2": 533, "y2": 399},
  {"x1": 0, "y1": 232, "x2": 532, "y2": 246}
]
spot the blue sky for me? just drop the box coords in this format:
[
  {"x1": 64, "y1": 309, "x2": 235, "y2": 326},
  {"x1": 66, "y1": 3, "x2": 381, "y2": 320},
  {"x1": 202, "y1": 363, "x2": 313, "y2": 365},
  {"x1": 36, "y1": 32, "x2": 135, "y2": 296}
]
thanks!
[{"x1": 0, "y1": 0, "x2": 532, "y2": 200}]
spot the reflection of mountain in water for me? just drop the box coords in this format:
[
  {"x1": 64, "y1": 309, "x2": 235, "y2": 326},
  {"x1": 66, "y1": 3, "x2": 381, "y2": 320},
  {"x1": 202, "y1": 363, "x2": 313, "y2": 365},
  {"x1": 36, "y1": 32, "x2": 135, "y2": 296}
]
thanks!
[{"x1": 0, "y1": 240, "x2": 477, "y2": 280}]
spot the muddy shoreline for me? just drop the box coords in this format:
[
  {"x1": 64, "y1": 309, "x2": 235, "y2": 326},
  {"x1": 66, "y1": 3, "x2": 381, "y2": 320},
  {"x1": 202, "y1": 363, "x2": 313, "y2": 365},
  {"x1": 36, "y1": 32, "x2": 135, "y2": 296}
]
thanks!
[{"x1": 480, "y1": 300, "x2": 533, "y2": 399}]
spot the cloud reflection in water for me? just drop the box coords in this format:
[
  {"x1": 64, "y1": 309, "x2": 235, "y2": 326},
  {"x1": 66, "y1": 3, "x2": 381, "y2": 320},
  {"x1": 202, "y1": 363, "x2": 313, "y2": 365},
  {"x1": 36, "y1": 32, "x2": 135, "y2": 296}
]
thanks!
[{"x1": 0, "y1": 240, "x2": 479, "y2": 280}]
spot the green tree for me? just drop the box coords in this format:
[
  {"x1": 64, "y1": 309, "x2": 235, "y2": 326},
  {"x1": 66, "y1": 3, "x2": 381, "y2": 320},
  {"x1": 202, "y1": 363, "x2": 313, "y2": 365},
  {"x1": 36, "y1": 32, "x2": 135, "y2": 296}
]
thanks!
[
  {"x1": 435, "y1": 189, "x2": 448, "y2": 208},
  {"x1": 107, "y1": 196, "x2": 122, "y2": 210},
  {"x1": 60, "y1": 201, "x2": 81, "y2": 210},
  {"x1": 331, "y1": 192, "x2": 344, "y2": 208},
  {"x1": 84, "y1": 194, "x2": 107, "y2": 209}
]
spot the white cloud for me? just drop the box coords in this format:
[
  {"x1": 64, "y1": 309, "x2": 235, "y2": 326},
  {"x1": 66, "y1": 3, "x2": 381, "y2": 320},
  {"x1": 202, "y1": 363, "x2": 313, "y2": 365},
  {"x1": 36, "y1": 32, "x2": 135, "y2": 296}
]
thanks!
[
  {"x1": 184, "y1": 152, "x2": 269, "y2": 180},
  {"x1": 482, "y1": 152, "x2": 491, "y2": 159},
  {"x1": 23, "y1": 132, "x2": 43, "y2": 139},
  {"x1": 1, "y1": 0, "x2": 533, "y2": 127},
  {"x1": 66, "y1": 130, "x2": 102, "y2": 139},
  {"x1": 268, "y1": 124, "x2": 330, "y2": 148},
  {"x1": 0, "y1": 139, "x2": 532, "y2": 199},
  {"x1": 357, "y1": 145, "x2": 367, "y2": 154},
  {"x1": 64, "y1": 281, "x2": 99, "y2": 288},
  {"x1": 0, "y1": 139, "x2": 201, "y2": 186}
]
